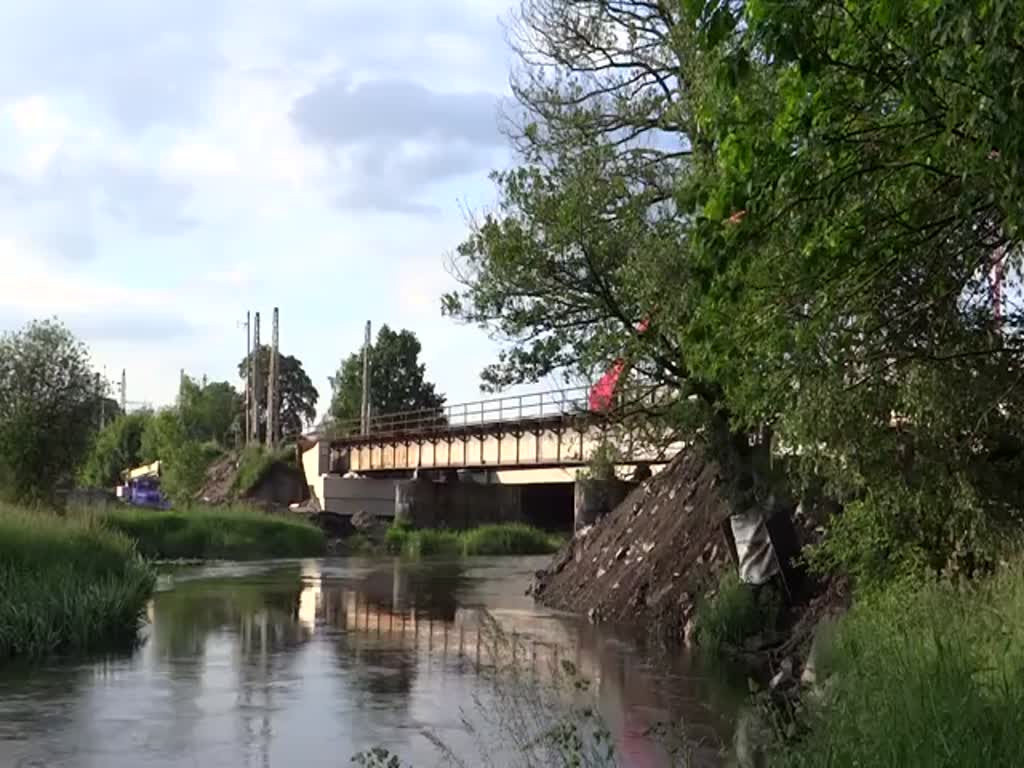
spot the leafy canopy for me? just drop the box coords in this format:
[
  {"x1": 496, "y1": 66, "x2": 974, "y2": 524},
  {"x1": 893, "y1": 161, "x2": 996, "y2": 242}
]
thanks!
[
  {"x1": 237, "y1": 346, "x2": 319, "y2": 440},
  {"x1": 446, "y1": 0, "x2": 1024, "y2": 585},
  {"x1": 328, "y1": 325, "x2": 445, "y2": 431},
  {"x1": 0, "y1": 319, "x2": 100, "y2": 501}
]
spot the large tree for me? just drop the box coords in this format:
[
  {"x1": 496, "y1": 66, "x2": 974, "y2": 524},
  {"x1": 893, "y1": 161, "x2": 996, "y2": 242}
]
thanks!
[
  {"x1": 178, "y1": 376, "x2": 242, "y2": 446},
  {"x1": 238, "y1": 346, "x2": 318, "y2": 441},
  {"x1": 446, "y1": 0, "x2": 1024, "y2": 584},
  {"x1": 0, "y1": 319, "x2": 100, "y2": 501},
  {"x1": 80, "y1": 410, "x2": 153, "y2": 489},
  {"x1": 328, "y1": 325, "x2": 446, "y2": 432}
]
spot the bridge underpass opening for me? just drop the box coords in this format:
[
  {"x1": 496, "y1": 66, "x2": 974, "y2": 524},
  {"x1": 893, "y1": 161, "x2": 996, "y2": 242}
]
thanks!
[{"x1": 518, "y1": 483, "x2": 574, "y2": 532}]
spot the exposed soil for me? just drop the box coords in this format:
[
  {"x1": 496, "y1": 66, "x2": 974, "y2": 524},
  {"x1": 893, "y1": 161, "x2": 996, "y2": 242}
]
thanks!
[
  {"x1": 195, "y1": 451, "x2": 307, "y2": 509},
  {"x1": 533, "y1": 447, "x2": 737, "y2": 641},
  {"x1": 196, "y1": 454, "x2": 239, "y2": 504},
  {"x1": 532, "y1": 445, "x2": 841, "y2": 651}
]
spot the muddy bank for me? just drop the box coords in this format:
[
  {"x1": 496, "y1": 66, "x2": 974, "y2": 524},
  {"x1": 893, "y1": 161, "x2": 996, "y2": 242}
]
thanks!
[
  {"x1": 533, "y1": 448, "x2": 737, "y2": 639},
  {"x1": 532, "y1": 446, "x2": 833, "y2": 652}
]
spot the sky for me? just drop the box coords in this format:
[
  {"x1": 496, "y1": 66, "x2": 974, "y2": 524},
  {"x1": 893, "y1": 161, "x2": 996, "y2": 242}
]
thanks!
[{"x1": 0, "y1": 0, "x2": 528, "y2": 419}]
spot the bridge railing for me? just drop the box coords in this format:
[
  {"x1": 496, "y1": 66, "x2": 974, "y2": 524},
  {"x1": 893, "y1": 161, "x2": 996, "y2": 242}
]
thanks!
[{"x1": 330, "y1": 386, "x2": 592, "y2": 441}]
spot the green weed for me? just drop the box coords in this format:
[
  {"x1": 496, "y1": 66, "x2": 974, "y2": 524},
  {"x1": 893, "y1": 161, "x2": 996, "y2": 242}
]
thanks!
[
  {"x1": 694, "y1": 572, "x2": 763, "y2": 652},
  {"x1": 0, "y1": 504, "x2": 155, "y2": 661},
  {"x1": 382, "y1": 521, "x2": 561, "y2": 559},
  {"x1": 99, "y1": 503, "x2": 325, "y2": 560},
  {"x1": 232, "y1": 445, "x2": 295, "y2": 495},
  {"x1": 777, "y1": 563, "x2": 1024, "y2": 767}
]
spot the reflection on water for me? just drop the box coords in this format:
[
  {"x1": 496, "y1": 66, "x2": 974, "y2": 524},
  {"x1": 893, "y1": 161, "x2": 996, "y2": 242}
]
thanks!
[{"x1": 0, "y1": 557, "x2": 744, "y2": 768}]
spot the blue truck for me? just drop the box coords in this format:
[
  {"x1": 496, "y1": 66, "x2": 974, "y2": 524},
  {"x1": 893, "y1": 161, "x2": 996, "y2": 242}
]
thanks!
[{"x1": 119, "y1": 461, "x2": 172, "y2": 509}]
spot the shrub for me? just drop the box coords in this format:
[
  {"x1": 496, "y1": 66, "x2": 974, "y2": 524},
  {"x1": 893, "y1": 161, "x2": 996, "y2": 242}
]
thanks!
[
  {"x1": 233, "y1": 445, "x2": 295, "y2": 495},
  {"x1": 0, "y1": 504, "x2": 155, "y2": 660},
  {"x1": 100, "y1": 504, "x2": 325, "y2": 560},
  {"x1": 461, "y1": 523, "x2": 562, "y2": 556},
  {"x1": 381, "y1": 521, "x2": 562, "y2": 558},
  {"x1": 404, "y1": 529, "x2": 463, "y2": 558},
  {"x1": 694, "y1": 572, "x2": 762, "y2": 652},
  {"x1": 777, "y1": 564, "x2": 1024, "y2": 767}
]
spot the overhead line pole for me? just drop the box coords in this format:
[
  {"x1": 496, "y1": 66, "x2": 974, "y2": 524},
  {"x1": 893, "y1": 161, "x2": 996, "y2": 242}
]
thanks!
[
  {"x1": 267, "y1": 307, "x2": 279, "y2": 448},
  {"x1": 252, "y1": 312, "x2": 261, "y2": 444},
  {"x1": 361, "y1": 321, "x2": 372, "y2": 436}
]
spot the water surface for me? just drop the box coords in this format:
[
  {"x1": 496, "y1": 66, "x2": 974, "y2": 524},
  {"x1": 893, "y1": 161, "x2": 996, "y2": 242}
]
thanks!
[{"x1": 0, "y1": 557, "x2": 744, "y2": 767}]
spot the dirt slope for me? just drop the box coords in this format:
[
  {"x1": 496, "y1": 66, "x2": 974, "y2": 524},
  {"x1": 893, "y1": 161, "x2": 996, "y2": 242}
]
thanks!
[{"x1": 534, "y1": 448, "x2": 737, "y2": 641}]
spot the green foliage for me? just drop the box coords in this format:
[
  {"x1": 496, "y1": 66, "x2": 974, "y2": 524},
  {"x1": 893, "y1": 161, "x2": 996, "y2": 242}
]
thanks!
[
  {"x1": 461, "y1": 523, "x2": 563, "y2": 556},
  {"x1": 100, "y1": 504, "x2": 326, "y2": 560},
  {"x1": 0, "y1": 319, "x2": 100, "y2": 501},
  {"x1": 694, "y1": 572, "x2": 761, "y2": 652},
  {"x1": 178, "y1": 376, "x2": 241, "y2": 445},
  {"x1": 139, "y1": 409, "x2": 222, "y2": 504},
  {"x1": 446, "y1": 0, "x2": 1024, "y2": 589},
  {"x1": 383, "y1": 521, "x2": 561, "y2": 558},
  {"x1": 384, "y1": 517, "x2": 414, "y2": 554},
  {"x1": 233, "y1": 445, "x2": 295, "y2": 495},
  {"x1": 403, "y1": 529, "x2": 464, "y2": 558},
  {"x1": 0, "y1": 503, "x2": 154, "y2": 660},
  {"x1": 79, "y1": 411, "x2": 152, "y2": 488},
  {"x1": 577, "y1": 441, "x2": 619, "y2": 482},
  {"x1": 237, "y1": 346, "x2": 318, "y2": 441},
  {"x1": 776, "y1": 564, "x2": 1024, "y2": 767},
  {"x1": 328, "y1": 325, "x2": 445, "y2": 432}
]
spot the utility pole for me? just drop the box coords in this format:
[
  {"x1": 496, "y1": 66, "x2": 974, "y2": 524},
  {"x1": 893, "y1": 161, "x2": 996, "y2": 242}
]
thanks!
[
  {"x1": 96, "y1": 372, "x2": 105, "y2": 430},
  {"x1": 243, "y1": 312, "x2": 251, "y2": 447},
  {"x1": 120, "y1": 369, "x2": 127, "y2": 414},
  {"x1": 360, "y1": 320, "x2": 372, "y2": 435},
  {"x1": 252, "y1": 312, "x2": 261, "y2": 444},
  {"x1": 267, "y1": 307, "x2": 279, "y2": 448}
]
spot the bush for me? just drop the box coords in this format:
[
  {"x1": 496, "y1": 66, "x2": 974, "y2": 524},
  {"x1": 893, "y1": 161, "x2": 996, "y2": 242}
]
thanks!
[
  {"x1": 384, "y1": 519, "x2": 413, "y2": 554},
  {"x1": 405, "y1": 529, "x2": 463, "y2": 558},
  {"x1": 462, "y1": 523, "x2": 562, "y2": 556},
  {"x1": 0, "y1": 503, "x2": 155, "y2": 660},
  {"x1": 99, "y1": 504, "x2": 325, "y2": 560},
  {"x1": 777, "y1": 564, "x2": 1024, "y2": 767},
  {"x1": 79, "y1": 411, "x2": 152, "y2": 489},
  {"x1": 694, "y1": 572, "x2": 762, "y2": 652},
  {"x1": 0, "y1": 320, "x2": 99, "y2": 501},
  {"x1": 382, "y1": 521, "x2": 562, "y2": 558},
  {"x1": 233, "y1": 445, "x2": 295, "y2": 495}
]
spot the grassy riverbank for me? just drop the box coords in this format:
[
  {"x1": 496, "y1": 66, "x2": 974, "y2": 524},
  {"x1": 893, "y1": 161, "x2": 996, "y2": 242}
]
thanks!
[
  {"x1": 384, "y1": 522, "x2": 562, "y2": 558},
  {"x1": 99, "y1": 504, "x2": 326, "y2": 560},
  {"x1": 0, "y1": 504, "x2": 155, "y2": 661},
  {"x1": 778, "y1": 563, "x2": 1024, "y2": 767}
]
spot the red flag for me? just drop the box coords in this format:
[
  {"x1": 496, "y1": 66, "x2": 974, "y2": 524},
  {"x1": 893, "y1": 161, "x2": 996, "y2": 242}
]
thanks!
[
  {"x1": 588, "y1": 318, "x2": 650, "y2": 411},
  {"x1": 589, "y1": 360, "x2": 625, "y2": 411}
]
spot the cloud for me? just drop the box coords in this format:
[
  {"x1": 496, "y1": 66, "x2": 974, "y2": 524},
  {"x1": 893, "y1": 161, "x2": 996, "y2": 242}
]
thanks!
[
  {"x1": 0, "y1": 158, "x2": 194, "y2": 261},
  {"x1": 292, "y1": 78, "x2": 502, "y2": 147},
  {"x1": 63, "y1": 308, "x2": 197, "y2": 343},
  {"x1": 292, "y1": 77, "x2": 504, "y2": 212},
  {"x1": 0, "y1": 0, "x2": 520, "y2": 410},
  {"x1": 0, "y1": 2, "x2": 227, "y2": 134}
]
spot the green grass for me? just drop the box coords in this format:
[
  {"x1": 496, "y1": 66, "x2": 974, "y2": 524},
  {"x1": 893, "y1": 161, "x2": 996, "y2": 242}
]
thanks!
[
  {"x1": 694, "y1": 572, "x2": 782, "y2": 654},
  {"x1": 0, "y1": 503, "x2": 155, "y2": 661},
  {"x1": 99, "y1": 503, "x2": 326, "y2": 560},
  {"x1": 777, "y1": 563, "x2": 1024, "y2": 767},
  {"x1": 233, "y1": 445, "x2": 295, "y2": 495},
  {"x1": 384, "y1": 521, "x2": 562, "y2": 558}
]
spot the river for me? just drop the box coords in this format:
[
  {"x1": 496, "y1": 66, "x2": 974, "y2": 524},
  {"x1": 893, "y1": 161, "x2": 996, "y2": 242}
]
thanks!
[{"x1": 0, "y1": 557, "x2": 746, "y2": 767}]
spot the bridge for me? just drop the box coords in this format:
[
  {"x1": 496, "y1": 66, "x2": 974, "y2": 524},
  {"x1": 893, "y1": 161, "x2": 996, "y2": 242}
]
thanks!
[
  {"x1": 300, "y1": 386, "x2": 680, "y2": 529},
  {"x1": 324, "y1": 386, "x2": 674, "y2": 474}
]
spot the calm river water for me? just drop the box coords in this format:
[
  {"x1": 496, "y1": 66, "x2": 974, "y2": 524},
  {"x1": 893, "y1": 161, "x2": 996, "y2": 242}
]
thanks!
[{"x1": 0, "y1": 557, "x2": 746, "y2": 767}]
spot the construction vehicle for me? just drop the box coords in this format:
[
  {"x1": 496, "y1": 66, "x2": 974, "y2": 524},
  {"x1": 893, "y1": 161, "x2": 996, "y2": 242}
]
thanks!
[{"x1": 116, "y1": 461, "x2": 171, "y2": 509}]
